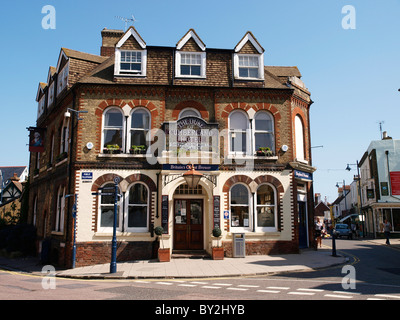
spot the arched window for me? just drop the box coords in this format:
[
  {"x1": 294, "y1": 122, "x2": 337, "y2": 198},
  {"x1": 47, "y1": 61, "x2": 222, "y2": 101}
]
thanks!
[
  {"x1": 229, "y1": 110, "x2": 249, "y2": 154},
  {"x1": 295, "y1": 115, "x2": 305, "y2": 161},
  {"x1": 103, "y1": 108, "x2": 124, "y2": 151},
  {"x1": 99, "y1": 183, "x2": 121, "y2": 232},
  {"x1": 254, "y1": 111, "x2": 274, "y2": 153},
  {"x1": 179, "y1": 108, "x2": 201, "y2": 119},
  {"x1": 130, "y1": 108, "x2": 150, "y2": 151},
  {"x1": 230, "y1": 184, "x2": 250, "y2": 228},
  {"x1": 126, "y1": 183, "x2": 149, "y2": 232},
  {"x1": 54, "y1": 186, "x2": 65, "y2": 233},
  {"x1": 256, "y1": 184, "x2": 276, "y2": 230}
]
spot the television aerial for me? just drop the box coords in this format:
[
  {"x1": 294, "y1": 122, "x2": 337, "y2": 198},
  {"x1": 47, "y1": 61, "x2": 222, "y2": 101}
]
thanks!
[{"x1": 115, "y1": 15, "x2": 137, "y2": 31}]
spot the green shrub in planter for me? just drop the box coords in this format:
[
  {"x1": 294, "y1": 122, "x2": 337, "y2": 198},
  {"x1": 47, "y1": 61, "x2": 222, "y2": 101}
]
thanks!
[
  {"x1": 212, "y1": 227, "x2": 222, "y2": 237},
  {"x1": 154, "y1": 226, "x2": 164, "y2": 236}
]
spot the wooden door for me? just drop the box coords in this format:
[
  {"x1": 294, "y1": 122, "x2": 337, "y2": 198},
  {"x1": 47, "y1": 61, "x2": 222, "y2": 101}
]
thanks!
[{"x1": 174, "y1": 199, "x2": 203, "y2": 250}]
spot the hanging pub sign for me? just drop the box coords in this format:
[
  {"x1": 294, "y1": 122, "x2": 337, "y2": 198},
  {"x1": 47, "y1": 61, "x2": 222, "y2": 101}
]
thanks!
[
  {"x1": 390, "y1": 172, "x2": 400, "y2": 195},
  {"x1": 163, "y1": 117, "x2": 219, "y2": 153},
  {"x1": 28, "y1": 127, "x2": 45, "y2": 153}
]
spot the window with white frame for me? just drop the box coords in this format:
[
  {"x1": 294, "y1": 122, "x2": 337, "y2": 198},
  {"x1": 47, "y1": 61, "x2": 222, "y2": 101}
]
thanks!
[
  {"x1": 38, "y1": 96, "x2": 45, "y2": 118},
  {"x1": 254, "y1": 111, "x2": 274, "y2": 153},
  {"x1": 295, "y1": 115, "x2": 305, "y2": 161},
  {"x1": 54, "y1": 186, "x2": 65, "y2": 232},
  {"x1": 230, "y1": 184, "x2": 250, "y2": 228},
  {"x1": 234, "y1": 54, "x2": 264, "y2": 80},
  {"x1": 48, "y1": 83, "x2": 55, "y2": 107},
  {"x1": 115, "y1": 50, "x2": 147, "y2": 76},
  {"x1": 99, "y1": 183, "x2": 121, "y2": 232},
  {"x1": 176, "y1": 52, "x2": 206, "y2": 78},
  {"x1": 130, "y1": 108, "x2": 150, "y2": 151},
  {"x1": 229, "y1": 110, "x2": 250, "y2": 154},
  {"x1": 256, "y1": 184, "x2": 276, "y2": 230},
  {"x1": 179, "y1": 108, "x2": 201, "y2": 119},
  {"x1": 57, "y1": 62, "x2": 69, "y2": 96},
  {"x1": 60, "y1": 119, "x2": 69, "y2": 155},
  {"x1": 103, "y1": 108, "x2": 124, "y2": 151},
  {"x1": 126, "y1": 183, "x2": 149, "y2": 232}
]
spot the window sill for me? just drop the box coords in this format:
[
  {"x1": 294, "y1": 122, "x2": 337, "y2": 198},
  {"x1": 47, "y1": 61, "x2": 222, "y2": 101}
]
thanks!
[
  {"x1": 98, "y1": 153, "x2": 147, "y2": 158},
  {"x1": 94, "y1": 232, "x2": 152, "y2": 238},
  {"x1": 227, "y1": 154, "x2": 278, "y2": 160}
]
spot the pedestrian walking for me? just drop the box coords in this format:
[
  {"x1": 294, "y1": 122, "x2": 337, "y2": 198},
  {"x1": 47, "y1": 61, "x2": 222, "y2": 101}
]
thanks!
[
  {"x1": 383, "y1": 219, "x2": 391, "y2": 245},
  {"x1": 315, "y1": 221, "x2": 322, "y2": 248}
]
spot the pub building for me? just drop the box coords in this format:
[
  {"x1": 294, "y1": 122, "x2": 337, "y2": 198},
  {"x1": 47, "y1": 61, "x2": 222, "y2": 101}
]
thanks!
[{"x1": 28, "y1": 27, "x2": 315, "y2": 267}]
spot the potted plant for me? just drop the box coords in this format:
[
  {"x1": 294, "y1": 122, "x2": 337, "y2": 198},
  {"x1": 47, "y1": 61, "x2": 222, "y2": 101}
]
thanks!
[
  {"x1": 155, "y1": 226, "x2": 170, "y2": 262},
  {"x1": 129, "y1": 145, "x2": 146, "y2": 154},
  {"x1": 211, "y1": 227, "x2": 224, "y2": 260},
  {"x1": 256, "y1": 147, "x2": 273, "y2": 157},
  {"x1": 103, "y1": 144, "x2": 121, "y2": 154}
]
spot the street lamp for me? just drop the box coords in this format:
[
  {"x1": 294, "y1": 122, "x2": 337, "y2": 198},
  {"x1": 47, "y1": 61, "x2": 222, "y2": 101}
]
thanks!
[{"x1": 346, "y1": 161, "x2": 366, "y2": 237}]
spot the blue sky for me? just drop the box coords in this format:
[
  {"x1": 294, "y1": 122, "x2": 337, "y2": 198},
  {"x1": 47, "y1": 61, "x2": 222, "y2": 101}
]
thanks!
[{"x1": 1, "y1": 0, "x2": 399, "y2": 203}]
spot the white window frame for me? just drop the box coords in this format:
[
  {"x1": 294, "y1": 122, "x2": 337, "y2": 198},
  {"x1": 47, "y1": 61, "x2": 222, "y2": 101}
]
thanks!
[
  {"x1": 178, "y1": 107, "x2": 201, "y2": 119},
  {"x1": 255, "y1": 184, "x2": 277, "y2": 232},
  {"x1": 230, "y1": 183, "x2": 253, "y2": 232},
  {"x1": 175, "y1": 51, "x2": 206, "y2": 78},
  {"x1": 228, "y1": 110, "x2": 251, "y2": 156},
  {"x1": 60, "y1": 118, "x2": 70, "y2": 154},
  {"x1": 253, "y1": 111, "x2": 275, "y2": 154},
  {"x1": 125, "y1": 182, "x2": 149, "y2": 233},
  {"x1": 37, "y1": 96, "x2": 45, "y2": 118},
  {"x1": 114, "y1": 49, "x2": 147, "y2": 77},
  {"x1": 47, "y1": 82, "x2": 55, "y2": 107},
  {"x1": 57, "y1": 61, "x2": 69, "y2": 96},
  {"x1": 54, "y1": 186, "x2": 65, "y2": 233},
  {"x1": 295, "y1": 115, "x2": 306, "y2": 162},
  {"x1": 97, "y1": 183, "x2": 122, "y2": 233},
  {"x1": 102, "y1": 107, "x2": 125, "y2": 152},
  {"x1": 233, "y1": 53, "x2": 264, "y2": 80},
  {"x1": 129, "y1": 107, "x2": 151, "y2": 151}
]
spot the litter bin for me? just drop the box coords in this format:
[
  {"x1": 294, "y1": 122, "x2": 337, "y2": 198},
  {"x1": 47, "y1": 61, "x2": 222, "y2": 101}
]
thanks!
[{"x1": 232, "y1": 233, "x2": 245, "y2": 257}]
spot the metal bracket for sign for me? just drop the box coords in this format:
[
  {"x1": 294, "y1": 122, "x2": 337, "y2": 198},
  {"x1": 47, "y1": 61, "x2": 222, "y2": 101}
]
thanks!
[
  {"x1": 162, "y1": 174, "x2": 184, "y2": 187},
  {"x1": 162, "y1": 173, "x2": 217, "y2": 188}
]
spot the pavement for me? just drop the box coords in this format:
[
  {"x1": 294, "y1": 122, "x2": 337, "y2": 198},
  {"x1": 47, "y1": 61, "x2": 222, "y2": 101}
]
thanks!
[{"x1": 0, "y1": 237, "x2": 398, "y2": 280}]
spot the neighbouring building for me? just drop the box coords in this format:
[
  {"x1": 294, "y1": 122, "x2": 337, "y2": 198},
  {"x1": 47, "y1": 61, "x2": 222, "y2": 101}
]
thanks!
[
  {"x1": 359, "y1": 132, "x2": 400, "y2": 237},
  {"x1": 27, "y1": 27, "x2": 315, "y2": 267}
]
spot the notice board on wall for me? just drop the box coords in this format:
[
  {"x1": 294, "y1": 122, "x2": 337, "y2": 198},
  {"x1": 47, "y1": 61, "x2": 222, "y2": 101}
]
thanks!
[{"x1": 390, "y1": 172, "x2": 400, "y2": 195}]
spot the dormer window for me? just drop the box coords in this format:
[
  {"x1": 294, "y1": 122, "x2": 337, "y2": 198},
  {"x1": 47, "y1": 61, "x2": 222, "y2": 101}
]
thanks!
[
  {"x1": 175, "y1": 29, "x2": 206, "y2": 79},
  {"x1": 120, "y1": 50, "x2": 143, "y2": 74},
  {"x1": 114, "y1": 27, "x2": 147, "y2": 77},
  {"x1": 238, "y1": 55, "x2": 260, "y2": 78},
  {"x1": 234, "y1": 32, "x2": 265, "y2": 81},
  {"x1": 176, "y1": 52, "x2": 206, "y2": 78}
]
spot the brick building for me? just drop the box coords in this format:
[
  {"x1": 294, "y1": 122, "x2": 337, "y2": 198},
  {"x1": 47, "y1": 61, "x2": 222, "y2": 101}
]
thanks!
[{"x1": 28, "y1": 27, "x2": 315, "y2": 267}]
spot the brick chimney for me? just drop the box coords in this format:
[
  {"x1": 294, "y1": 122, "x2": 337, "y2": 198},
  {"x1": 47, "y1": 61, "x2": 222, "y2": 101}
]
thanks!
[{"x1": 100, "y1": 28, "x2": 124, "y2": 57}]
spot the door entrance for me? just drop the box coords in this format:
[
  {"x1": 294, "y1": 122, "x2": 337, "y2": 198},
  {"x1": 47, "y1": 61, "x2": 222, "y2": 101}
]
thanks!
[
  {"x1": 174, "y1": 199, "x2": 203, "y2": 250},
  {"x1": 298, "y1": 201, "x2": 308, "y2": 248}
]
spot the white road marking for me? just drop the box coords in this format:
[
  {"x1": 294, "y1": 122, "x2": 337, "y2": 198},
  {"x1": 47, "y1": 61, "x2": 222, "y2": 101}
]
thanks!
[
  {"x1": 288, "y1": 292, "x2": 315, "y2": 296},
  {"x1": 257, "y1": 290, "x2": 280, "y2": 293},
  {"x1": 297, "y1": 288, "x2": 324, "y2": 292},
  {"x1": 267, "y1": 286, "x2": 290, "y2": 290},
  {"x1": 212, "y1": 283, "x2": 232, "y2": 286},
  {"x1": 178, "y1": 284, "x2": 197, "y2": 287},
  {"x1": 156, "y1": 282, "x2": 174, "y2": 286},
  {"x1": 324, "y1": 294, "x2": 353, "y2": 299},
  {"x1": 374, "y1": 294, "x2": 400, "y2": 299},
  {"x1": 201, "y1": 286, "x2": 221, "y2": 289},
  {"x1": 227, "y1": 287, "x2": 249, "y2": 291},
  {"x1": 238, "y1": 284, "x2": 259, "y2": 288}
]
